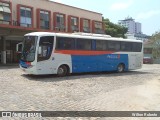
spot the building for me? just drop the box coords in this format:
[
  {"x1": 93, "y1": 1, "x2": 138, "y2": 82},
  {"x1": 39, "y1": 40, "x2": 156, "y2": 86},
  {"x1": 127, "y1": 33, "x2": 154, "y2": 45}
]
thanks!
[
  {"x1": 135, "y1": 22, "x2": 141, "y2": 34},
  {"x1": 118, "y1": 17, "x2": 150, "y2": 42},
  {"x1": 118, "y1": 17, "x2": 141, "y2": 34},
  {"x1": 144, "y1": 39, "x2": 160, "y2": 64},
  {"x1": 126, "y1": 33, "x2": 151, "y2": 42},
  {"x1": 0, "y1": 0, "x2": 104, "y2": 64}
]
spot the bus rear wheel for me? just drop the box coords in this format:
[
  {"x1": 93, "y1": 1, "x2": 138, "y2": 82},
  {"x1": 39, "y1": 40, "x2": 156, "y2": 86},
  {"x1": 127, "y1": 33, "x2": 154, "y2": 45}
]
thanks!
[
  {"x1": 57, "y1": 65, "x2": 68, "y2": 77},
  {"x1": 117, "y1": 64, "x2": 125, "y2": 73}
]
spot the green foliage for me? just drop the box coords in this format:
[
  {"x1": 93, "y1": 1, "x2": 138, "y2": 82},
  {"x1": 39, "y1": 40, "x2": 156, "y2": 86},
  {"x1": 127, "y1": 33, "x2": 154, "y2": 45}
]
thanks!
[
  {"x1": 150, "y1": 30, "x2": 160, "y2": 41},
  {"x1": 103, "y1": 18, "x2": 128, "y2": 38},
  {"x1": 150, "y1": 30, "x2": 160, "y2": 59}
]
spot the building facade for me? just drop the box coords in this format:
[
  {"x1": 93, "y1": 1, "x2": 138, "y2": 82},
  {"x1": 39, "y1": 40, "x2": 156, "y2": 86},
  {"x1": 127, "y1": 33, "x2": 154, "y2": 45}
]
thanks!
[
  {"x1": 118, "y1": 17, "x2": 141, "y2": 34},
  {"x1": 0, "y1": 0, "x2": 104, "y2": 64},
  {"x1": 144, "y1": 39, "x2": 160, "y2": 64},
  {"x1": 118, "y1": 17, "x2": 151, "y2": 42},
  {"x1": 126, "y1": 33, "x2": 150, "y2": 42}
]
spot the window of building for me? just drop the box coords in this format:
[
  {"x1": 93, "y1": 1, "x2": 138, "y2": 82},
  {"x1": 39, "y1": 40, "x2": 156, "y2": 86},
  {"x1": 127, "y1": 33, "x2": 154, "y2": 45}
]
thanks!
[
  {"x1": 82, "y1": 19, "x2": 90, "y2": 32},
  {"x1": 40, "y1": 10, "x2": 49, "y2": 29},
  {"x1": 83, "y1": 19, "x2": 89, "y2": 28},
  {"x1": 76, "y1": 39, "x2": 92, "y2": 50},
  {"x1": 55, "y1": 13, "x2": 65, "y2": 31},
  {"x1": 56, "y1": 37, "x2": 75, "y2": 50},
  {"x1": 94, "y1": 21, "x2": 104, "y2": 34},
  {"x1": 71, "y1": 17, "x2": 77, "y2": 26},
  {"x1": 20, "y1": 6, "x2": 32, "y2": 27},
  {"x1": 0, "y1": 2, "x2": 11, "y2": 24},
  {"x1": 71, "y1": 17, "x2": 79, "y2": 32},
  {"x1": 95, "y1": 22, "x2": 102, "y2": 29}
]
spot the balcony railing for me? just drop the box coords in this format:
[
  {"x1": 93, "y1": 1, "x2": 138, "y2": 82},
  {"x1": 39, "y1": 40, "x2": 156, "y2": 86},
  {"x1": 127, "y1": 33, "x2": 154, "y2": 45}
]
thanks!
[
  {"x1": 55, "y1": 25, "x2": 66, "y2": 32},
  {"x1": 83, "y1": 27, "x2": 90, "y2": 33},
  {"x1": 12, "y1": 20, "x2": 20, "y2": 26},
  {"x1": 0, "y1": 20, "x2": 11, "y2": 25},
  {"x1": 71, "y1": 26, "x2": 79, "y2": 32},
  {"x1": 12, "y1": 20, "x2": 32, "y2": 28},
  {"x1": 40, "y1": 26, "x2": 50, "y2": 30}
]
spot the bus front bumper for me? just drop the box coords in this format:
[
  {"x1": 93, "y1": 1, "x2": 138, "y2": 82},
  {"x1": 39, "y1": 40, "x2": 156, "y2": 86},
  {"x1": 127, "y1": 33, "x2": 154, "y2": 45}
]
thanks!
[{"x1": 19, "y1": 65, "x2": 38, "y2": 75}]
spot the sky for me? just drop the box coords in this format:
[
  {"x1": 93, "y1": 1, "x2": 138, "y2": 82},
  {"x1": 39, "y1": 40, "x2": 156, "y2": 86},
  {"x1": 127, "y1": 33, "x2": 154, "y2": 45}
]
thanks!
[{"x1": 51, "y1": 0, "x2": 160, "y2": 36}]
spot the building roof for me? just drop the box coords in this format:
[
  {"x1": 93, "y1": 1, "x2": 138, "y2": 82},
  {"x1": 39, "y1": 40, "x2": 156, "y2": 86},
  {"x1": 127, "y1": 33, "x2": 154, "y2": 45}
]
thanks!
[
  {"x1": 46, "y1": 0, "x2": 102, "y2": 15},
  {"x1": 118, "y1": 17, "x2": 135, "y2": 22}
]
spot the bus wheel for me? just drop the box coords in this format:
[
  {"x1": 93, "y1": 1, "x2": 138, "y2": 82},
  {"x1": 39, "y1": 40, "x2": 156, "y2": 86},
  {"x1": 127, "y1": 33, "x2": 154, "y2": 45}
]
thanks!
[
  {"x1": 117, "y1": 64, "x2": 125, "y2": 73},
  {"x1": 57, "y1": 65, "x2": 67, "y2": 77}
]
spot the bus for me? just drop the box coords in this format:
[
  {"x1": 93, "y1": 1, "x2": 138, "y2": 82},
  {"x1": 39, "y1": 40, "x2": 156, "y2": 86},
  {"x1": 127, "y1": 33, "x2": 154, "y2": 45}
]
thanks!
[{"x1": 17, "y1": 32, "x2": 143, "y2": 76}]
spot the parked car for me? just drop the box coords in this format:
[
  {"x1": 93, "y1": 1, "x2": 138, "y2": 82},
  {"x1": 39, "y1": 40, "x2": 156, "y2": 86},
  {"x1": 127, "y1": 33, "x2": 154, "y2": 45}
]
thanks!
[{"x1": 143, "y1": 57, "x2": 153, "y2": 64}]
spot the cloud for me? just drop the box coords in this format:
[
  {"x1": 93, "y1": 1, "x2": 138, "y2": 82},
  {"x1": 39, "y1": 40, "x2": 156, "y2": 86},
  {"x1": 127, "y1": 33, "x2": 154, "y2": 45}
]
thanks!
[
  {"x1": 109, "y1": 0, "x2": 133, "y2": 11},
  {"x1": 136, "y1": 10, "x2": 160, "y2": 20}
]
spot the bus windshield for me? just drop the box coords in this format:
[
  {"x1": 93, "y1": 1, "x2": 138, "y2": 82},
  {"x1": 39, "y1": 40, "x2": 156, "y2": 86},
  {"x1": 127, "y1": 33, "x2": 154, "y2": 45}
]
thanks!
[{"x1": 21, "y1": 36, "x2": 38, "y2": 62}]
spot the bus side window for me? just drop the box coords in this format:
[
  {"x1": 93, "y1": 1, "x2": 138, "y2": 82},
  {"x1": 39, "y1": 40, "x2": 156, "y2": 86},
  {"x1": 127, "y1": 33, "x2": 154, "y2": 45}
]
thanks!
[
  {"x1": 121, "y1": 42, "x2": 132, "y2": 51},
  {"x1": 132, "y1": 43, "x2": 142, "y2": 52},
  {"x1": 38, "y1": 36, "x2": 54, "y2": 61},
  {"x1": 56, "y1": 37, "x2": 75, "y2": 50},
  {"x1": 76, "y1": 38, "x2": 92, "y2": 50},
  {"x1": 96, "y1": 40, "x2": 108, "y2": 51},
  {"x1": 108, "y1": 41, "x2": 120, "y2": 51}
]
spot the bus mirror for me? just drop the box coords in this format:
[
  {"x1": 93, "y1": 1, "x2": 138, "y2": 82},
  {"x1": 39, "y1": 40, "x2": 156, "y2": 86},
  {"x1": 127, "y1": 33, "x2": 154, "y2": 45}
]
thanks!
[
  {"x1": 16, "y1": 42, "x2": 22, "y2": 53},
  {"x1": 38, "y1": 46, "x2": 42, "y2": 55}
]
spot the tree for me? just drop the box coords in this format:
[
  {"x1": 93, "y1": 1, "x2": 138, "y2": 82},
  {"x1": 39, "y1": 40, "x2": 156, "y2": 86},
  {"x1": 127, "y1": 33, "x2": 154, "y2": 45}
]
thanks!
[
  {"x1": 150, "y1": 30, "x2": 160, "y2": 42},
  {"x1": 103, "y1": 18, "x2": 128, "y2": 38},
  {"x1": 149, "y1": 30, "x2": 160, "y2": 59}
]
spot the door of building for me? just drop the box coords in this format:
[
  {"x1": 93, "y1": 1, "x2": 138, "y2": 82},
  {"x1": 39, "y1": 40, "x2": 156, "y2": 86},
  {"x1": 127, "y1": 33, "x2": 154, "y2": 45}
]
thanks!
[{"x1": 6, "y1": 40, "x2": 21, "y2": 63}]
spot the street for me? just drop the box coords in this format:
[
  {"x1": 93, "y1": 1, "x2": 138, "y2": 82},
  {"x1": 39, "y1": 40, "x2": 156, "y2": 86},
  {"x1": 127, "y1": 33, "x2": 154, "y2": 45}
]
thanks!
[{"x1": 0, "y1": 64, "x2": 160, "y2": 120}]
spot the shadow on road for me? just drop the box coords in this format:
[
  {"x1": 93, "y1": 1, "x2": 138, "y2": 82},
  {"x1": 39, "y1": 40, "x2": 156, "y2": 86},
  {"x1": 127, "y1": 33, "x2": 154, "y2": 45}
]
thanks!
[{"x1": 21, "y1": 70, "x2": 151, "y2": 82}]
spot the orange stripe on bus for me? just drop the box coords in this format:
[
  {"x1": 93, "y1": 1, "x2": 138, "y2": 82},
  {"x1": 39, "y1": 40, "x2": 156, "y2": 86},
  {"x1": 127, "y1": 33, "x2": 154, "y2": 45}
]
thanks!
[{"x1": 54, "y1": 50, "x2": 114, "y2": 55}]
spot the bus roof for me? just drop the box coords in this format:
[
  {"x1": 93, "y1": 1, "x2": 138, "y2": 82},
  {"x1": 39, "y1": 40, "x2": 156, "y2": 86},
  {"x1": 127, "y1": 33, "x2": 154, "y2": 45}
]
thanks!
[
  {"x1": 25, "y1": 32, "x2": 142, "y2": 43},
  {"x1": 25, "y1": 32, "x2": 56, "y2": 36}
]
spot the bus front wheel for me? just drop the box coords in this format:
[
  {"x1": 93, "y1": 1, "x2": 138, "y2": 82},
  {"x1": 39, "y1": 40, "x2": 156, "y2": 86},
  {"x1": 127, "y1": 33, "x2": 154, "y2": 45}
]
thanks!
[
  {"x1": 57, "y1": 65, "x2": 68, "y2": 77},
  {"x1": 117, "y1": 64, "x2": 125, "y2": 73}
]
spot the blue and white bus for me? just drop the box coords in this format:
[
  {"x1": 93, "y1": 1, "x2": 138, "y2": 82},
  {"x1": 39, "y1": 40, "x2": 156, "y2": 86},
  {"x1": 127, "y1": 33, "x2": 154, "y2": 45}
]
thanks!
[{"x1": 17, "y1": 32, "x2": 143, "y2": 76}]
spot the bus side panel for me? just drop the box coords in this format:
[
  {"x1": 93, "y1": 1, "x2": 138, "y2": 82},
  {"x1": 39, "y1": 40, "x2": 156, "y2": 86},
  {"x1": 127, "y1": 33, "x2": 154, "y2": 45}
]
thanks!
[
  {"x1": 128, "y1": 53, "x2": 143, "y2": 70},
  {"x1": 71, "y1": 54, "x2": 129, "y2": 73},
  {"x1": 53, "y1": 53, "x2": 72, "y2": 73}
]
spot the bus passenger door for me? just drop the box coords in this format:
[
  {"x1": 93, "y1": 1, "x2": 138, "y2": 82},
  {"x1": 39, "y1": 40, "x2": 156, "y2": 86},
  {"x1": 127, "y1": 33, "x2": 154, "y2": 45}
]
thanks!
[{"x1": 36, "y1": 36, "x2": 54, "y2": 74}]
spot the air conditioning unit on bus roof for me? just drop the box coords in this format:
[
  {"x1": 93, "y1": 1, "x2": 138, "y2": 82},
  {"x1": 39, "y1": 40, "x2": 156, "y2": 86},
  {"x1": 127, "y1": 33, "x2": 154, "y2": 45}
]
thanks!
[{"x1": 72, "y1": 32, "x2": 111, "y2": 38}]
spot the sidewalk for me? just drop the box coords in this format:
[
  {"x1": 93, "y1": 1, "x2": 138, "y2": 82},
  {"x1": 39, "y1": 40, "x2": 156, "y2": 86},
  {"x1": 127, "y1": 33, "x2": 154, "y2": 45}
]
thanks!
[{"x1": 0, "y1": 63, "x2": 19, "y2": 69}]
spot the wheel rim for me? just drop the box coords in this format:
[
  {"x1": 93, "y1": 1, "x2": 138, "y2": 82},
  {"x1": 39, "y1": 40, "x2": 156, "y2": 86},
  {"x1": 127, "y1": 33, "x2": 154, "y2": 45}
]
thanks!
[
  {"x1": 118, "y1": 64, "x2": 124, "y2": 72},
  {"x1": 58, "y1": 67, "x2": 64, "y2": 75}
]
